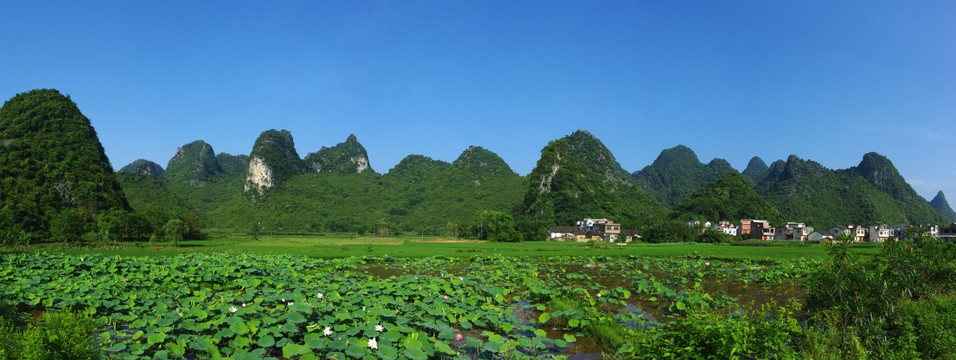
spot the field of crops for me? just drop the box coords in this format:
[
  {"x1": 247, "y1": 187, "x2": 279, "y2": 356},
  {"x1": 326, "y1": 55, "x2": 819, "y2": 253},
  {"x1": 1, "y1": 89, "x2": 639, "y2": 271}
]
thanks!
[{"x1": 0, "y1": 251, "x2": 817, "y2": 359}]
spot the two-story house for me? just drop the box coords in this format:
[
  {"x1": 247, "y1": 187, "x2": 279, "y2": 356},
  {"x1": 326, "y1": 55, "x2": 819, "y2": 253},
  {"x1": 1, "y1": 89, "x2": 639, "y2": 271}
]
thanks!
[{"x1": 868, "y1": 223, "x2": 891, "y2": 242}]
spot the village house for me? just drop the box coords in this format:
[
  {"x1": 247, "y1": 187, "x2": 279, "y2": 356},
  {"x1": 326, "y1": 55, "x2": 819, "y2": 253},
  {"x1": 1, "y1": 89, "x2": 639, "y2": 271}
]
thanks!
[
  {"x1": 868, "y1": 223, "x2": 891, "y2": 242},
  {"x1": 545, "y1": 218, "x2": 635, "y2": 243},
  {"x1": 749, "y1": 220, "x2": 775, "y2": 240},
  {"x1": 828, "y1": 225, "x2": 867, "y2": 242},
  {"x1": 576, "y1": 218, "x2": 622, "y2": 242},
  {"x1": 774, "y1": 222, "x2": 811, "y2": 241},
  {"x1": 889, "y1": 223, "x2": 940, "y2": 240},
  {"x1": 713, "y1": 221, "x2": 738, "y2": 236},
  {"x1": 939, "y1": 223, "x2": 956, "y2": 243},
  {"x1": 739, "y1": 219, "x2": 753, "y2": 237},
  {"x1": 547, "y1": 226, "x2": 578, "y2": 240},
  {"x1": 808, "y1": 230, "x2": 834, "y2": 243}
]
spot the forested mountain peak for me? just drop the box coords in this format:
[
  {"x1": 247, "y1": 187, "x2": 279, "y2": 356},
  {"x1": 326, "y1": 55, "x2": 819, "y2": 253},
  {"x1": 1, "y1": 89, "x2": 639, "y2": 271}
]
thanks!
[
  {"x1": 453, "y1": 146, "x2": 516, "y2": 179},
  {"x1": 742, "y1": 156, "x2": 769, "y2": 183},
  {"x1": 651, "y1": 145, "x2": 700, "y2": 167},
  {"x1": 0, "y1": 88, "x2": 130, "y2": 239},
  {"x1": 929, "y1": 191, "x2": 956, "y2": 223},
  {"x1": 216, "y1": 153, "x2": 249, "y2": 176},
  {"x1": 388, "y1": 155, "x2": 451, "y2": 177},
  {"x1": 516, "y1": 131, "x2": 666, "y2": 229},
  {"x1": 303, "y1": 134, "x2": 373, "y2": 175},
  {"x1": 672, "y1": 172, "x2": 782, "y2": 224},
  {"x1": 776, "y1": 155, "x2": 830, "y2": 182},
  {"x1": 565, "y1": 130, "x2": 631, "y2": 180},
  {"x1": 765, "y1": 159, "x2": 786, "y2": 181},
  {"x1": 245, "y1": 129, "x2": 306, "y2": 193},
  {"x1": 852, "y1": 152, "x2": 902, "y2": 189},
  {"x1": 632, "y1": 145, "x2": 736, "y2": 207},
  {"x1": 118, "y1": 159, "x2": 164, "y2": 178},
  {"x1": 165, "y1": 140, "x2": 223, "y2": 187},
  {"x1": 755, "y1": 153, "x2": 945, "y2": 228}
]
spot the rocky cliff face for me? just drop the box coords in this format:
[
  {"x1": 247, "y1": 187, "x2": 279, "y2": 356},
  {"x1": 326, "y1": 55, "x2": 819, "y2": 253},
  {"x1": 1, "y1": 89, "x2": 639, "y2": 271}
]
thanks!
[
  {"x1": 244, "y1": 156, "x2": 274, "y2": 192},
  {"x1": 244, "y1": 129, "x2": 305, "y2": 194}
]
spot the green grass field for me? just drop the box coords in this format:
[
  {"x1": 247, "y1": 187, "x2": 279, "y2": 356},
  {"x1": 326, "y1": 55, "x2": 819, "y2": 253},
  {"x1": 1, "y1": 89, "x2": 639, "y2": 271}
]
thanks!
[{"x1": 10, "y1": 235, "x2": 881, "y2": 261}]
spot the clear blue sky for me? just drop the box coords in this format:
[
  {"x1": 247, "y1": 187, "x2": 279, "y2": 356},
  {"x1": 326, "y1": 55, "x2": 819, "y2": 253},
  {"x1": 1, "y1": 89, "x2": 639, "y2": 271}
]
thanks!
[{"x1": 2, "y1": 1, "x2": 954, "y2": 200}]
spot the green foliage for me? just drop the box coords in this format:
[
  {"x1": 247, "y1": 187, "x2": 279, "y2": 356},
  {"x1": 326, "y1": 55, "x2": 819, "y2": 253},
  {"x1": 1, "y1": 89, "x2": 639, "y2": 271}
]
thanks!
[
  {"x1": 94, "y1": 209, "x2": 150, "y2": 241},
  {"x1": 627, "y1": 303, "x2": 802, "y2": 359},
  {"x1": 632, "y1": 145, "x2": 737, "y2": 208},
  {"x1": 49, "y1": 209, "x2": 90, "y2": 243},
  {"x1": 0, "y1": 89, "x2": 130, "y2": 241},
  {"x1": 303, "y1": 134, "x2": 373, "y2": 174},
  {"x1": 477, "y1": 210, "x2": 523, "y2": 242},
  {"x1": 0, "y1": 310, "x2": 101, "y2": 360},
  {"x1": 671, "y1": 172, "x2": 783, "y2": 224},
  {"x1": 803, "y1": 235, "x2": 956, "y2": 357},
  {"x1": 757, "y1": 154, "x2": 946, "y2": 229},
  {"x1": 163, "y1": 218, "x2": 188, "y2": 245},
  {"x1": 516, "y1": 131, "x2": 667, "y2": 231},
  {"x1": 117, "y1": 159, "x2": 164, "y2": 177},
  {"x1": 164, "y1": 140, "x2": 223, "y2": 187},
  {"x1": 642, "y1": 220, "x2": 697, "y2": 243},
  {"x1": 741, "y1": 156, "x2": 769, "y2": 184}
]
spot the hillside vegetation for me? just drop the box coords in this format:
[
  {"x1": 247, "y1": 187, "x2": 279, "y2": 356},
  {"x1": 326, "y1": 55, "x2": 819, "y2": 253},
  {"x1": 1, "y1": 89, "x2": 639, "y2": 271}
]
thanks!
[
  {"x1": 3, "y1": 89, "x2": 954, "y2": 242},
  {"x1": 0, "y1": 89, "x2": 131, "y2": 243}
]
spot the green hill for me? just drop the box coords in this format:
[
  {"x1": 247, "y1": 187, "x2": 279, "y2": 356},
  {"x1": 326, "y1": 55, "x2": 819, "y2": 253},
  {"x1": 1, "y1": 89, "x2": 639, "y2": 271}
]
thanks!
[
  {"x1": 516, "y1": 130, "x2": 667, "y2": 231},
  {"x1": 671, "y1": 172, "x2": 782, "y2": 224},
  {"x1": 929, "y1": 191, "x2": 956, "y2": 223},
  {"x1": 755, "y1": 154, "x2": 946, "y2": 228},
  {"x1": 303, "y1": 134, "x2": 373, "y2": 174},
  {"x1": 216, "y1": 153, "x2": 249, "y2": 176},
  {"x1": 632, "y1": 145, "x2": 737, "y2": 207},
  {"x1": 165, "y1": 140, "x2": 223, "y2": 187},
  {"x1": 118, "y1": 159, "x2": 165, "y2": 177},
  {"x1": 741, "y1": 156, "x2": 769, "y2": 184},
  {"x1": 0, "y1": 89, "x2": 130, "y2": 242}
]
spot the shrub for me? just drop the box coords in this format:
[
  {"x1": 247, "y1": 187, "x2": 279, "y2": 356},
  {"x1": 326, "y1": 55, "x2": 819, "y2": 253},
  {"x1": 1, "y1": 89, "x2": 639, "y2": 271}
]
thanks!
[{"x1": 0, "y1": 310, "x2": 101, "y2": 360}]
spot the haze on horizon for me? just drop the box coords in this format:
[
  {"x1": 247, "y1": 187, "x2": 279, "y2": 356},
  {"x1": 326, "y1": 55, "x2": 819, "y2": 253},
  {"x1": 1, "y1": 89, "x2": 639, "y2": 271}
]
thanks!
[{"x1": 1, "y1": 1, "x2": 954, "y2": 200}]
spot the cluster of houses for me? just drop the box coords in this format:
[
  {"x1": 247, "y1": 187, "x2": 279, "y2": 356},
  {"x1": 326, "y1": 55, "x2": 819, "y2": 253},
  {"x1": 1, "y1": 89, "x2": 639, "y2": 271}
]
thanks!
[
  {"x1": 706, "y1": 219, "x2": 956, "y2": 243},
  {"x1": 548, "y1": 218, "x2": 956, "y2": 243},
  {"x1": 547, "y1": 218, "x2": 642, "y2": 243}
]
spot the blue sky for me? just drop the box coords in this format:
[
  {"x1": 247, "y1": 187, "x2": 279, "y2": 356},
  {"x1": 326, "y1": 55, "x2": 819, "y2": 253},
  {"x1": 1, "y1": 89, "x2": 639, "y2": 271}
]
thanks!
[{"x1": 2, "y1": 1, "x2": 955, "y2": 200}]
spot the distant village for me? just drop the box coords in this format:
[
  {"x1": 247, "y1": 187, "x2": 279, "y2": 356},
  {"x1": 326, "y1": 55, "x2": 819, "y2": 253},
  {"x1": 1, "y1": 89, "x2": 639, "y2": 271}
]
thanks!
[{"x1": 548, "y1": 218, "x2": 956, "y2": 243}]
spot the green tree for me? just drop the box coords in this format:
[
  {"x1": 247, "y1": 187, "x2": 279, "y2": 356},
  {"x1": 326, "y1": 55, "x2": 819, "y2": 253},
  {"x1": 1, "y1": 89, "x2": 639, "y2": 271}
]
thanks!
[
  {"x1": 485, "y1": 211, "x2": 523, "y2": 242},
  {"x1": 49, "y1": 209, "x2": 89, "y2": 243},
  {"x1": 163, "y1": 219, "x2": 188, "y2": 245}
]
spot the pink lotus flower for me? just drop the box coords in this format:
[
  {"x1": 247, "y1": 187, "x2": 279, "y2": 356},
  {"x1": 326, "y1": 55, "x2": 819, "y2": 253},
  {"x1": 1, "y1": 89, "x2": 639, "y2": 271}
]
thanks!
[
  {"x1": 156, "y1": 246, "x2": 162, "y2": 250},
  {"x1": 455, "y1": 333, "x2": 464, "y2": 341},
  {"x1": 123, "y1": 278, "x2": 129, "y2": 282}
]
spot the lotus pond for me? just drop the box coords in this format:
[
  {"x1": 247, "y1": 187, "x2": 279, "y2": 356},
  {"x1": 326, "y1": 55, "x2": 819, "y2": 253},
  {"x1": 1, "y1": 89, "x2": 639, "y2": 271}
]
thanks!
[{"x1": 0, "y1": 252, "x2": 818, "y2": 359}]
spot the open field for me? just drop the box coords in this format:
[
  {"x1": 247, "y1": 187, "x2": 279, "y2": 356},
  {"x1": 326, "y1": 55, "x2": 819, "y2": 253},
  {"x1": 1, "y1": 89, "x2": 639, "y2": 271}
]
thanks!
[{"x1": 9, "y1": 235, "x2": 881, "y2": 261}]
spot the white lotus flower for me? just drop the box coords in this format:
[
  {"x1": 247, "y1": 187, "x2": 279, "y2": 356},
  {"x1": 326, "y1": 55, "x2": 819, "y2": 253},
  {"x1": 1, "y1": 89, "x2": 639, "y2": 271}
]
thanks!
[
  {"x1": 368, "y1": 338, "x2": 378, "y2": 349},
  {"x1": 375, "y1": 324, "x2": 384, "y2": 332},
  {"x1": 323, "y1": 326, "x2": 333, "y2": 336}
]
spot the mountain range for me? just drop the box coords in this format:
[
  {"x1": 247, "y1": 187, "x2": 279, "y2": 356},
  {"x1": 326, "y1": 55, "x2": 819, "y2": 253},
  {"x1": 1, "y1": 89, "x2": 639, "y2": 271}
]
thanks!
[{"x1": 1, "y1": 89, "x2": 952, "y2": 242}]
